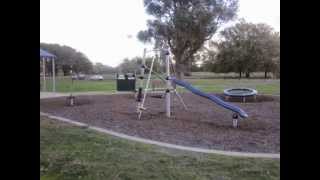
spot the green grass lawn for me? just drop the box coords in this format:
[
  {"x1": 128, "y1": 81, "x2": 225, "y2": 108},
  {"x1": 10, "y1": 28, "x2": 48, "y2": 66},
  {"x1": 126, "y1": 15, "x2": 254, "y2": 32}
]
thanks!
[
  {"x1": 40, "y1": 116, "x2": 280, "y2": 180},
  {"x1": 184, "y1": 79, "x2": 280, "y2": 95},
  {"x1": 44, "y1": 78, "x2": 117, "y2": 93},
  {"x1": 42, "y1": 75, "x2": 280, "y2": 95}
]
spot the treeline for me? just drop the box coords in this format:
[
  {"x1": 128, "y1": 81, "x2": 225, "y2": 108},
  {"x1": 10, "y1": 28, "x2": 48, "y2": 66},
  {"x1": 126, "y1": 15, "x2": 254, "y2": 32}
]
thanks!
[
  {"x1": 91, "y1": 57, "x2": 162, "y2": 75},
  {"x1": 40, "y1": 43, "x2": 93, "y2": 76},
  {"x1": 117, "y1": 57, "x2": 162, "y2": 74},
  {"x1": 40, "y1": 43, "x2": 117, "y2": 76},
  {"x1": 40, "y1": 43, "x2": 159, "y2": 76},
  {"x1": 199, "y1": 20, "x2": 280, "y2": 79},
  {"x1": 92, "y1": 62, "x2": 117, "y2": 74}
]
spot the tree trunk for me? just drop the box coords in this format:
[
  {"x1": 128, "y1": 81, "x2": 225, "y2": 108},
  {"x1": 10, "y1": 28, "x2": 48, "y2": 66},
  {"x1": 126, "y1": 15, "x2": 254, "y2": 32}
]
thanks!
[
  {"x1": 265, "y1": 71, "x2": 268, "y2": 79},
  {"x1": 245, "y1": 72, "x2": 250, "y2": 78},
  {"x1": 62, "y1": 68, "x2": 68, "y2": 76},
  {"x1": 184, "y1": 60, "x2": 192, "y2": 76},
  {"x1": 239, "y1": 71, "x2": 242, "y2": 79},
  {"x1": 175, "y1": 63, "x2": 187, "y2": 80},
  {"x1": 176, "y1": 71, "x2": 184, "y2": 80}
]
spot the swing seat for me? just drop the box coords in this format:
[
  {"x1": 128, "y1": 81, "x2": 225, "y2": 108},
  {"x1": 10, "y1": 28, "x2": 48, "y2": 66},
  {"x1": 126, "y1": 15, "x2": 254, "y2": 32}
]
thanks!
[
  {"x1": 150, "y1": 94, "x2": 164, "y2": 99},
  {"x1": 138, "y1": 106, "x2": 146, "y2": 111}
]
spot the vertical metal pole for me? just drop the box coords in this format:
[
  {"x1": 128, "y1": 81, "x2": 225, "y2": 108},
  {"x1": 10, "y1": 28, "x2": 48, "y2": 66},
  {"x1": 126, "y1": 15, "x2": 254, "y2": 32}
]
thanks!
[
  {"x1": 42, "y1": 57, "x2": 46, "y2": 91},
  {"x1": 140, "y1": 48, "x2": 146, "y2": 88},
  {"x1": 137, "y1": 48, "x2": 146, "y2": 103},
  {"x1": 70, "y1": 66, "x2": 73, "y2": 96},
  {"x1": 165, "y1": 50, "x2": 171, "y2": 118},
  {"x1": 52, "y1": 58, "x2": 56, "y2": 92}
]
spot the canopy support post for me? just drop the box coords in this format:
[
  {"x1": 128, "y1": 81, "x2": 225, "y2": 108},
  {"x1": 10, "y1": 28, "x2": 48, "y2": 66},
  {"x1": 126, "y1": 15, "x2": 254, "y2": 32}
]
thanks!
[
  {"x1": 52, "y1": 57, "x2": 56, "y2": 92},
  {"x1": 42, "y1": 57, "x2": 46, "y2": 91}
]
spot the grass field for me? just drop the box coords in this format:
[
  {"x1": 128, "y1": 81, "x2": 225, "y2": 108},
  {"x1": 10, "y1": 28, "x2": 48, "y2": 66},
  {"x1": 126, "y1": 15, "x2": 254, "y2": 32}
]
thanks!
[
  {"x1": 40, "y1": 116, "x2": 280, "y2": 180},
  {"x1": 45, "y1": 78, "x2": 117, "y2": 93},
  {"x1": 186, "y1": 72, "x2": 278, "y2": 79},
  {"x1": 42, "y1": 72, "x2": 280, "y2": 95},
  {"x1": 185, "y1": 79, "x2": 280, "y2": 95}
]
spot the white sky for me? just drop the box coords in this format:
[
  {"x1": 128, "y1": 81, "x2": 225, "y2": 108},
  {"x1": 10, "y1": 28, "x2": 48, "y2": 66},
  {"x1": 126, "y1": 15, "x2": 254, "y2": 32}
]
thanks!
[{"x1": 40, "y1": 0, "x2": 280, "y2": 67}]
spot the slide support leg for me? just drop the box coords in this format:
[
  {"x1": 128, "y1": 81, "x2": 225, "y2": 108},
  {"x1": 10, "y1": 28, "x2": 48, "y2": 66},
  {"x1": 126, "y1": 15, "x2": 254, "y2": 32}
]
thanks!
[{"x1": 232, "y1": 113, "x2": 238, "y2": 128}]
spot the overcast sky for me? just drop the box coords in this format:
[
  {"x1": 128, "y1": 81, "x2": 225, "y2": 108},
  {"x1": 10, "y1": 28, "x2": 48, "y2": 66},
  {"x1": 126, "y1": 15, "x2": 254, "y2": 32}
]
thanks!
[{"x1": 40, "y1": 0, "x2": 280, "y2": 67}]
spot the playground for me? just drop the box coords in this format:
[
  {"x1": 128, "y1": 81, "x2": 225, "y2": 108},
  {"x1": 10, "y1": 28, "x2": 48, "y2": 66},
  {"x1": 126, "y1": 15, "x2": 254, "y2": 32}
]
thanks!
[
  {"x1": 40, "y1": 0, "x2": 281, "y2": 179},
  {"x1": 40, "y1": 92, "x2": 279, "y2": 153},
  {"x1": 40, "y1": 48, "x2": 280, "y2": 155},
  {"x1": 40, "y1": 44, "x2": 280, "y2": 180},
  {"x1": 40, "y1": 46, "x2": 280, "y2": 180}
]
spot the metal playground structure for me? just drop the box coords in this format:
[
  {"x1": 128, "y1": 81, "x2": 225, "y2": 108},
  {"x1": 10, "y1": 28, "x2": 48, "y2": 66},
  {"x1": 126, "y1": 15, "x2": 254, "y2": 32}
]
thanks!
[{"x1": 136, "y1": 48, "x2": 248, "y2": 128}]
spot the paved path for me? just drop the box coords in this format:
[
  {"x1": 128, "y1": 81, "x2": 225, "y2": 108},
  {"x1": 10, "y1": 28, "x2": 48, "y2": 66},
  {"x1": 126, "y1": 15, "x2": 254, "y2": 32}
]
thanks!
[
  {"x1": 40, "y1": 92, "x2": 68, "y2": 99},
  {"x1": 40, "y1": 91, "x2": 131, "y2": 99},
  {"x1": 40, "y1": 92, "x2": 280, "y2": 159}
]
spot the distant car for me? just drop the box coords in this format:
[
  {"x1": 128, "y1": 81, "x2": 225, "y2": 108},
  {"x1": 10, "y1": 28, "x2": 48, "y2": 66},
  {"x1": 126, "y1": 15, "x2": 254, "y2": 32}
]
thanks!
[
  {"x1": 72, "y1": 74, "x2": 86, "y2": 80},
  {"x1": 89, "y1": 75, "x2": 104, "y2": 81}
]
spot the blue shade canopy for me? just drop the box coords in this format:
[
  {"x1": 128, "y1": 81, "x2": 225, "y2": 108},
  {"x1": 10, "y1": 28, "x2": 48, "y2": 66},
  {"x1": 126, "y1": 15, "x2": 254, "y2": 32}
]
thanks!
[{"x1": 40, "y1": 49, "x2": 56, "y2": 58}]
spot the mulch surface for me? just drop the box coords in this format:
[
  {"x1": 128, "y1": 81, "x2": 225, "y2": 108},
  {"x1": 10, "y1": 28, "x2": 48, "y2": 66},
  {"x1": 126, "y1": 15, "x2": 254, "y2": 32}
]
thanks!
[{"x1": 40, "y1": 93, "x2": 280, "y2": 153}]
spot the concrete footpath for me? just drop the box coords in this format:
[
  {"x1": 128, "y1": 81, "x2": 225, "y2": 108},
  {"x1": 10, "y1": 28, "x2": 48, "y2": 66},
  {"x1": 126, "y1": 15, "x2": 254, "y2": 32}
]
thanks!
[{"x1": 40, "y1": 91, "x2": 131, "y2": 99}]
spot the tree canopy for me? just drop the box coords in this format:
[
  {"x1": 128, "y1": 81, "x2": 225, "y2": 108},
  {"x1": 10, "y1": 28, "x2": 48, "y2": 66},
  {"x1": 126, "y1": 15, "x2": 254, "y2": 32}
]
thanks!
[
  {"x1": 213, "y1": 20, "x2": 280, "y2": 78},
  {"x1": 138, "y1": 0, "x2": 239, "y2": 79},
  {"x1": 40, "y1": 43, "x2": 93, "y2": 75},
  {"x1": 93, "y1": 63, "x2": 117, "y2": 74},
  {"x1": 117, "y1": 56, "x2": 162, "y2": 74}
]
